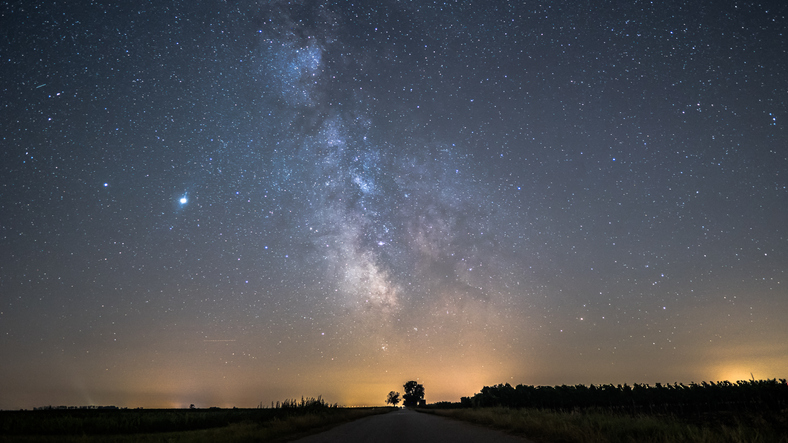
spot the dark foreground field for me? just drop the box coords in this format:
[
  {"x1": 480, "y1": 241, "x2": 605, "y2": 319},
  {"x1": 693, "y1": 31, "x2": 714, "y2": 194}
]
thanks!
[
  {"x1": 422, "y1": 408, "x2": 788, "y2": 443},
  {"x1": 0, "y1": 405, "x2": 396, "y2": 442},
  {"x1": 3, "y1": 405, "x2": 787, "y2": 443}
]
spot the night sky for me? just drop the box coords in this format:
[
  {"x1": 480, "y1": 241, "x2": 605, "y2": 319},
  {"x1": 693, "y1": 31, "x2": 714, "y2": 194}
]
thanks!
[{"x1": 1, "y1": 0, "x2": 786, "y2": 409}]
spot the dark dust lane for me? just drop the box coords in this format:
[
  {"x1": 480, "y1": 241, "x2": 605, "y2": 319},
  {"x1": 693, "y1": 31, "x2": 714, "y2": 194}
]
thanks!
[{"x1": 291, "y1": 409, "x2": 533, "y2": 443}]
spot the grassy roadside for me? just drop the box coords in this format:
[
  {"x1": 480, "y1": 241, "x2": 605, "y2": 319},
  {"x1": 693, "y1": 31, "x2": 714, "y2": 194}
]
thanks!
[
  {"x1": 419, "y1": 407, "x2": 788, "y2": 443},
  {"x1": 0, "y1": 408, "x2": 395, "y2": 443}
]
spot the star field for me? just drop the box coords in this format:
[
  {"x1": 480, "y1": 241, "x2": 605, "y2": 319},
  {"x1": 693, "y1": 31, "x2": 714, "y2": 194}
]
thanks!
[{"x1": 1, "y1": 0, "x2": 786, "y2": 408}]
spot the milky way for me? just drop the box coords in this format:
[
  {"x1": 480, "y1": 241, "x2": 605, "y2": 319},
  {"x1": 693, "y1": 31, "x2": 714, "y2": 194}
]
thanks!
[{"x1": 1, "y1": 1, "x2": 786, "y2": 408}]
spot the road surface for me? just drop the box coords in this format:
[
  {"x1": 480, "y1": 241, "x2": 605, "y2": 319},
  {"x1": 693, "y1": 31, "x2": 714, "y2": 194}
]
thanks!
[{"x1": 291, "y1": 408, "x2": 533, "y2": 443}]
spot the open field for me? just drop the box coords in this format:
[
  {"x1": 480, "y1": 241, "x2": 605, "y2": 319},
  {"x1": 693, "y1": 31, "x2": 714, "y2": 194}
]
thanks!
[
  {"x1": 0, "y1": 405, "x2": 396, "y2": 443},
  {"x1": 422, "y1": 407, "x2": 788, "y2": 443}
]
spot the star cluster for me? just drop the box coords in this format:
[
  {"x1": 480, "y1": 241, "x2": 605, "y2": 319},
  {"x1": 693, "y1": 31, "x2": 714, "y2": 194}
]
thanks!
[{"x1": 0, "y1": 0, "x2": 786, "y2": 408}]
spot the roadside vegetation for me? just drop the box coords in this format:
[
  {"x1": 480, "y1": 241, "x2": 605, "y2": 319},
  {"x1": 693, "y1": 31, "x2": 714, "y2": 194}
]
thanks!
[
  {"x1": 0, "y1": 397, "x2": 395, "y2": 443},
  {"x1": 425, "y1": 407, "x2": 787, "y2": 443},
  {"x1": 420, "y1": 379, "x2": 788, "y2": 443}
]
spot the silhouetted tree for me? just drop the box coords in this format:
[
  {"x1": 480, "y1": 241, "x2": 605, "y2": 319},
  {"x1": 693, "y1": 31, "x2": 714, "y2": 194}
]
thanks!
[
  {"x1": 386, "y1": 391, "x2": 401, "y2": 406},
  {"x1": 403, "y1": 381, "x2": 425, "y2": 407}
]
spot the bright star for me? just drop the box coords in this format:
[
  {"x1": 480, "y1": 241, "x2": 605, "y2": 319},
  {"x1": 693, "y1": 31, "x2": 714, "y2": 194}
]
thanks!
[{"x1": 179, "y1": 196, "x2": 188, "y2": 205}]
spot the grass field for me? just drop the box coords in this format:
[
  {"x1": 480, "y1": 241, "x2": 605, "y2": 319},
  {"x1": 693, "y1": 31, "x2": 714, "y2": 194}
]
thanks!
[
  {"x1": 423, "y1": 407, "x2": 788, "y2": 443},
  {"x1": 0, "y1": 405, "x2": 396, "y2": 442}
]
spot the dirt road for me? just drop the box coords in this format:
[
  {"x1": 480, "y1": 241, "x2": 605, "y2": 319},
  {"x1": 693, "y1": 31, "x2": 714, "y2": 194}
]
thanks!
[{"x1": 291, "y1": 408, "x2": 533, "y2": 443}]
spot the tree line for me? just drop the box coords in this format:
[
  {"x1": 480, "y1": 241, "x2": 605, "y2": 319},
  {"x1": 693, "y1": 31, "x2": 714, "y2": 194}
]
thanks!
[
  {"x1": 270, "y1": 396, "x2": 337, "y2": 411},
  {"x1": 457, "y1": 379, "x2": 788, "y2": 413}
]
